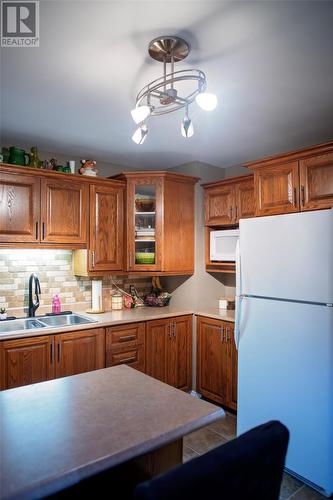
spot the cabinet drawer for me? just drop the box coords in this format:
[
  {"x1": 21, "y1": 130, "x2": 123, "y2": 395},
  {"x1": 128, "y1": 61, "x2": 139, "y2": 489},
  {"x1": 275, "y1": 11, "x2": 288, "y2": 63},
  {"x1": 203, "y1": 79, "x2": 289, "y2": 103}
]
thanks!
[
  {"x1": 106, "y1": 345, "x2": 145, "y2": 372},
  {"x1": 106, "y1": 322, "x2": 145, "y2": 349}
]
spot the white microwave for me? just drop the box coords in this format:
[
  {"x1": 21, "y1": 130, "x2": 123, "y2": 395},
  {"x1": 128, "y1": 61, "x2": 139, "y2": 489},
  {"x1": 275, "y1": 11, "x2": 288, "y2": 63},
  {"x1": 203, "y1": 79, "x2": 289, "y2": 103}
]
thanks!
[{"x1": 210, "y1": 229, "x2": 239, "y2": 262}]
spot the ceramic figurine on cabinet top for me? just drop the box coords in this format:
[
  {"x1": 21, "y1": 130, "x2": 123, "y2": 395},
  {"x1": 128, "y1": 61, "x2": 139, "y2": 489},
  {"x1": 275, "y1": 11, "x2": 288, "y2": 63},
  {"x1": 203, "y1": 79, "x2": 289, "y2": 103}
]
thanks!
[{"x1": 79, "y1": 159, "x2": 98, "y2": 176}]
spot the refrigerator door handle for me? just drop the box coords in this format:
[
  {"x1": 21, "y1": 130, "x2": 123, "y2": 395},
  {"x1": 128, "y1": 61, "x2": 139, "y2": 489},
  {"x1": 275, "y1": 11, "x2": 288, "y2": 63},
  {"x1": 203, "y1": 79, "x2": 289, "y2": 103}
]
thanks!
[
  {"x1": 234, "y1": 238, "x2": 242, "y2": 349},
  {"x1": 234, "y1": 295, "x2": 242, "y2": 350},
  {"x1": 235, "y1": 238, "x2": 241, "y2": 297}
]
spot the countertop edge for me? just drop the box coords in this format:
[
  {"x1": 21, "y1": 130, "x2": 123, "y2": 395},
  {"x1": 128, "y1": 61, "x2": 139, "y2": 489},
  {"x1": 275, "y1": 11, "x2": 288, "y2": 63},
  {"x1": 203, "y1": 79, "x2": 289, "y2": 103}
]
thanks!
[
  {"x1": 11, "y1": 408, "x2": 224, "y2": 500},
  {"x1": 0, "y1": 308, "x2": 235, "y2": 341}
]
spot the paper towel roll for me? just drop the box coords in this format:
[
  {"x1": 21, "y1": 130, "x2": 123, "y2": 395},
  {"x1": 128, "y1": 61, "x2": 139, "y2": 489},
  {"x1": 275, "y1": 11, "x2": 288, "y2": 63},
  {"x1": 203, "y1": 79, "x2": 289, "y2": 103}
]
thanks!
[{"x1": 92, "y1": 280, "x2": 102, "y2": 311}]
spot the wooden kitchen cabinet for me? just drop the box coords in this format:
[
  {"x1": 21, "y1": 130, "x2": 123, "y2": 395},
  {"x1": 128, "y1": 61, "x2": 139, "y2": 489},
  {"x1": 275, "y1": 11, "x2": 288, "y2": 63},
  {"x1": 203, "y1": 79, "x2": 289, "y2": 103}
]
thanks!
[
  {"x1": 0, "y1": 171, "x2": 40, "y2": 243},
  {"x1": 203, "y1": 175, "x2": 254, "y2": 226},
  {"x1": 245, "y1": 141, "x2": 333, "y2": 216},
  {"x1": 299, "y1": 151, "x2": 333, "y2": 211},
  {"x1": 88, "y1": 183, "x2": 124, "y2": 272},
  {"x1": 146, "y1": 315, "x2": 192, "y2": 391},
  {"x1": 252, "y1": 161, "x2": 300, "y2": 216},
  {"x1": 111, "y1": 172, "x2": 199, "y2": 274},
  {"x1": 196, "y1": 316, "x2": 237, "y2": 410},
  {"x1": 106, "y1": 322, "x2": 145, "y2": 372},
  {"x1": 0, "y1": 335, "x2": 55, "y2": 390},
  {"x1": 0, "y1": 164, "x2": 89, "y2": 247},
  {"x1": 40, "y1": 177, "x2": 87, "y2": 244},
  {"x1": 55, "y1": 328, "x2": 105, "y2": 379}
]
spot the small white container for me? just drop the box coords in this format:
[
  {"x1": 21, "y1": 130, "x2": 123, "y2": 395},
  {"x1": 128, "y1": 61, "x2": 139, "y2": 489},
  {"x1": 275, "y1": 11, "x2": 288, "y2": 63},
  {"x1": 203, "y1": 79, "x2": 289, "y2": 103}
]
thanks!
[
  {"x1": 111, "y1": 294, "x2": 123, "y2": 310},
  {"x1": 68, "y1": 160, "x2": 76, "y2": 174},
  {"x1": 218, "y1": 298, "x2": 228, "y2": 309}
]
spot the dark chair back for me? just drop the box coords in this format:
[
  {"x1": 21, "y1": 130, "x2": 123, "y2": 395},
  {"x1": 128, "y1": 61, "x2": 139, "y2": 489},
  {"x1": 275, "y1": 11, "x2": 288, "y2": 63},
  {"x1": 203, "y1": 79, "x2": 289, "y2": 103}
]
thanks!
[{"x1": 134, "y1": 420, "x2": 289, "y2": 500}]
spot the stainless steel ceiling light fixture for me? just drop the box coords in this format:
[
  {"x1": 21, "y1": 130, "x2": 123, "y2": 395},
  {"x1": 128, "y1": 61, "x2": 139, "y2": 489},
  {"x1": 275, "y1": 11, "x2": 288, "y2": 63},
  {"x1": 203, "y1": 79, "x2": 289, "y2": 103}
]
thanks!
[{"x1": 131, "y1": 36, "x2": 217, "y2": 144}]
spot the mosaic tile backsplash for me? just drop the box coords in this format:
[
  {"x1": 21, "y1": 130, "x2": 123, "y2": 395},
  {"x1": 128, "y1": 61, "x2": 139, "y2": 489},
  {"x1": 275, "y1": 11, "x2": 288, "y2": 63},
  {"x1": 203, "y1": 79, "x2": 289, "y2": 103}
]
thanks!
[{"x1": 0, "y1": 250, "x2": 152, "y2": 312}]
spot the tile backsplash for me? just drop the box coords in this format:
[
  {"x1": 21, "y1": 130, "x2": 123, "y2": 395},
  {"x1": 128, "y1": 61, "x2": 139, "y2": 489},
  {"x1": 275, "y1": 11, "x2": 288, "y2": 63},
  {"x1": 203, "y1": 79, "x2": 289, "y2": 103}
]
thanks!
[{"x1": 0, "y1": 250, "x2": 152, "y2": 313}]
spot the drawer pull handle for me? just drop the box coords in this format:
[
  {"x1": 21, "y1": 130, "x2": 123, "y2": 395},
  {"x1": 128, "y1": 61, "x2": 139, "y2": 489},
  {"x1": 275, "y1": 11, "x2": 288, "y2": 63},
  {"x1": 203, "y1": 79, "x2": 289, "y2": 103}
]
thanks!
[
  {"x1": 119, "y1": 335, "x2": 136, "y2": 342},
  {"x1": 35, "y1": 221, "x2": 39, "y2": 240},
  {"x1": 120, "y1": 357, "x2": 136, "y2": 364}
]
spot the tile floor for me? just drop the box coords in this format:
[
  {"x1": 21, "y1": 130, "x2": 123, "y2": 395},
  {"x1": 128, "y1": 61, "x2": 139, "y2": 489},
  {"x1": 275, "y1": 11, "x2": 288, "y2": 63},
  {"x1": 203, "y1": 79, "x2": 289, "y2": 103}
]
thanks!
[{"x1": 183, "y1": 411, "x2": 326, "y2": 500}]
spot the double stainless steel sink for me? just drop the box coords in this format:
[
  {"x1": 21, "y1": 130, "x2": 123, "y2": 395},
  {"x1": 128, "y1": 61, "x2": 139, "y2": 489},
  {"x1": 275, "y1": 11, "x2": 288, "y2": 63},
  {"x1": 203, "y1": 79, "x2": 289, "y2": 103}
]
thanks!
[{"x1": 0, "y1": 314, "x2": 96, "y2": 335}]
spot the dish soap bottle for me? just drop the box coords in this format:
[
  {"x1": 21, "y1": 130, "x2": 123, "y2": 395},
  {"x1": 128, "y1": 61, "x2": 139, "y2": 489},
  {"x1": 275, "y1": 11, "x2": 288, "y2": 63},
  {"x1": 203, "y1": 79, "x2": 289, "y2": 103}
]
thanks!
[{"x1": 52, "y1": 294, "x2": 61, "y2": 314}]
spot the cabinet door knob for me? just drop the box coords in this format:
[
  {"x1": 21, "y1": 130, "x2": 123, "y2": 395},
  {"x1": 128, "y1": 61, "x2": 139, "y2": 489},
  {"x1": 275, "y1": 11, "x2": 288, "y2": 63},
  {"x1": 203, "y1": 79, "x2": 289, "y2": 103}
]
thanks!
[
  {"x1": 168, "y1": 323, "x2": 172, "y2": 339},
  {"x1": 293, "y1": 188, "x2": 297, "y2": 207},
  {"x1": 173, "y1": 322, "x2": 176, "y2": 338},
  {"x1": 35, "y1": 221, "x2": 39, "y2": 240},
  {"x1": 50, "y1": 342, "x2": 54, "y2": 362},
  {"x1": 220, "y1": 326, "x2": 224, "y2": 342},
  {"x1": 235, "y1": 205, "x2": 238, "y2": 220},
  {"x1": 42, "y1": 222, "x2": 45, "y2": 240},
  {"x1": 57, "y1": 342, "x2": 62, "y2": 362}
]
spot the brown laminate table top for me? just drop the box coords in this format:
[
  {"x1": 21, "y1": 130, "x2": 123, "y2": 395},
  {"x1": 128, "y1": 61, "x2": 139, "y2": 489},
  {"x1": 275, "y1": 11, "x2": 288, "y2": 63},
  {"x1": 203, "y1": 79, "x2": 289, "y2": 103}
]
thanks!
[{"x1": 0, "y1": 365, "x2": 224, "y2": 500}]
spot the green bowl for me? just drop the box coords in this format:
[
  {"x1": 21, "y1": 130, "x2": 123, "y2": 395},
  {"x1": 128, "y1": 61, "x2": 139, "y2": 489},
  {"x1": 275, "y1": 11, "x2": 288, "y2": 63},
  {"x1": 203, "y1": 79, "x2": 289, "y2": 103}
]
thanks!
[{"x1": 135, "y1": 252, "x2": 155, "y2": 264}]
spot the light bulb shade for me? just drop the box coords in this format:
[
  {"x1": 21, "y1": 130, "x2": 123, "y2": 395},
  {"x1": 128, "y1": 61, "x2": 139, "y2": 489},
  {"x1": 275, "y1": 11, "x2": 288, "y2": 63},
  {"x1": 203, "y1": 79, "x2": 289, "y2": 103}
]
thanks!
[
  {"x1": 132, "y1": 124, "x2": 148, "y2": 145},
  {"x1": 195, "y1": 92, "x2": 217, "y2": 111},
  {"x1": 181, "y1": 116, "x2": 194, "y2": 138},
  {"x1": 131, "y1": 105, "x2": 151, "y2": 124}
]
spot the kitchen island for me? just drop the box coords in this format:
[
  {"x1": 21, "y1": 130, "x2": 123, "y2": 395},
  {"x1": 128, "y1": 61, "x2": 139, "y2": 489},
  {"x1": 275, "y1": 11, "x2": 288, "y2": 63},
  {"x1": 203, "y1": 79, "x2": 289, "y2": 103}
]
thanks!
[{"x1": 1, "y1": 365, "x2": 224, "y2": 499}]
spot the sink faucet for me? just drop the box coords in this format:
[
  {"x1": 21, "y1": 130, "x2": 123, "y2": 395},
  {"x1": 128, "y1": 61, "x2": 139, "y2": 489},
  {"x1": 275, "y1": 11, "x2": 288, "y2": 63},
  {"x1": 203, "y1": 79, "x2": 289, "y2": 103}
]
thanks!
[{"x1": 28, "y1": 274, "x2": 41, "y2": 317}]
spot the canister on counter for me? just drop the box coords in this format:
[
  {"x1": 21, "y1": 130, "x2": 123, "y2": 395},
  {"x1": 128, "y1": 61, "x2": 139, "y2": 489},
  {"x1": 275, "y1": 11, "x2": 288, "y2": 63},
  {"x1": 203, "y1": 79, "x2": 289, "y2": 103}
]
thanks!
[{"x1": 111, "y1": 293, "x2": 123, "y2": 310}]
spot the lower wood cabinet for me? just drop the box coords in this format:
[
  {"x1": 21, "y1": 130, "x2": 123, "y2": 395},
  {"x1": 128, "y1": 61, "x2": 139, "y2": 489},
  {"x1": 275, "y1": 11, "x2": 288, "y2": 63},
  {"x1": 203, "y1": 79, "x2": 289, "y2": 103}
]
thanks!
[
  {"x1": 0, "y1": 335, "x2": 55, "y2": 390},
  {"x1": 0, "y1": 328, "x2": 105, "y2": 390},
  {"x1": 105, "y1": 322, "x2": 145, "y2": 373},
  {"x1": 146, "y1": 315, "x2": 192, "y2": 392},
  {"x1": 55, "y1": 328, "x2": 105, "y2": 379},
  {"x1": 0, "y1": 316, "x2": 194, "y2": 392},
  {"x1": 196, "y1": 316, "x2": 237, "y2": 410}
]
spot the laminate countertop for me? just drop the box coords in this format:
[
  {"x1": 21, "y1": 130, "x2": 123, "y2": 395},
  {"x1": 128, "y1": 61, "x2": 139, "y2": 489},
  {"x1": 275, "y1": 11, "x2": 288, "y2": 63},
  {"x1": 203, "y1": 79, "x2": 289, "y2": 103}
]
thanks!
[
  {"x1": 1, "y1": 365, "x2": 224, "y2": 500},
  {"x1": 0, "y1": 306, "x2": 235, "y2": 341}
]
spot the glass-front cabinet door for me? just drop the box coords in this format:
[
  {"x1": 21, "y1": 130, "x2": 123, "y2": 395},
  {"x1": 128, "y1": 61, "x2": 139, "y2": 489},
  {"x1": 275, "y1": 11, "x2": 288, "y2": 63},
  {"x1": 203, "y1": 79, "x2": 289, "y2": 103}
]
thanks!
[{"x1": 127, "y1": 176, "x2": 163, "y2": 271}]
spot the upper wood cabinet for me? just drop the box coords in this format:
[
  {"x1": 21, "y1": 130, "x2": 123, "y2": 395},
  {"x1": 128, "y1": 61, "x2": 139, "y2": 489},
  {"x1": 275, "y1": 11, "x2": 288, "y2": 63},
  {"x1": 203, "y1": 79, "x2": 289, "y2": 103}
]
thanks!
[
  {"x1": 40, "y1": 178, "x2": 87, "y2": 244},
  {"x1": 0, "y1": 165, "x2": 88, "y2": 246},
  {"x1": 146, "y1": 315, "x2": 192, "y2": 392},
  {"x1": 88, "y1": 183, "x2": 124, "y2": 272},
  {"x1": 0, "y1": 171, "x2": 40, "y2": 243},
  {"x1": 111, "y1": 172, "x2": 199, "y2": 274},
  {"x1": 245, "y1": 141, "x2": 333, "y2": 216},
  {"x1": 0, "y1": 335, "x2": 55, "y2": 390},
  {"x1": 299, "y1": 151, "x2": 333, "y2": 211},
  {"x1": 196, "y1": 316, "x2": 237, "y2": 410},
  {"x1": 253, "y1": 161, "x2": 299, "y2": 216},
  {"x1": 203, "y1": 175, "x2": 254, "y2": 226}
]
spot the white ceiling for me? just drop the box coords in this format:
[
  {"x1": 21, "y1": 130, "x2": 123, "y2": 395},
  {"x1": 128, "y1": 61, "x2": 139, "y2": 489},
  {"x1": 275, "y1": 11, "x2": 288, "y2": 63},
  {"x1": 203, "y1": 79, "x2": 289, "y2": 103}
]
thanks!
[{"x1": 1, "y1": 0, "x2": 333, "y2": 169}]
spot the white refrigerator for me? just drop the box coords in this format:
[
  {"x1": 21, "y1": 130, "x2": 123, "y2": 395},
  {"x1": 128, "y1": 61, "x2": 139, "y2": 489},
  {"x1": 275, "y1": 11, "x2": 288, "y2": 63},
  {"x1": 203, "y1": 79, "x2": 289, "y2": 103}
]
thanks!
[{"x1": 235, "y1": 209, "x2": 333, "y2": 497}]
